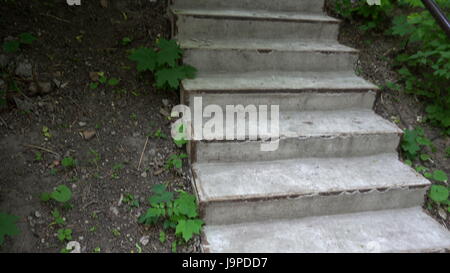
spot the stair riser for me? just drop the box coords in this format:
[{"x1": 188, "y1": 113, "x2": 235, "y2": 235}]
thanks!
[
  {"x1": 191, "y1": 134, "x2": 401, "y2": 163},
  {"x1": 200, "y1": 187, "x2": 428, "y2": 225},
  {"x1": 172, "y1": 0, "x2": 325, "y2": 13},
  {"x1": 175, "y1": 16, "x2": 339, "y2": 41},
  {"x1": 183, "y1": 92, "x2": 376, "y2": 112},
  {"x1": 184, "y1": 49, "x2": 357, "y2": 73}
]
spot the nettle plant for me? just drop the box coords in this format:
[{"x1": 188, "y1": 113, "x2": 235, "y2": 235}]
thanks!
[
  {"x1": 333, "y1": 0, "x2": 394, "y2": 31},
  {"x1": 401, "y1": 128, "x2": 449, "y2": 211},
  {"x1": 128, "y1": 38, "x2": 196, "y2": 90},
  {"x1": 138, "y1": 184, "x2": 203, "y2": 251},
  {"x1": 390, "y1": 0, "x2": 450, "y2": 134}
]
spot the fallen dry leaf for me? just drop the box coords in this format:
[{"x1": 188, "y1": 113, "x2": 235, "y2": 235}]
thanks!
[
  {"x1": 100, "y1": 0, "x2": 108, "y2": 8},
  {"x1": 80, "y1": 130, "x2": 96, "y2": 140},
  {"x1": 154, "y1": 168, "x2": 164, "y2": 176},
  {"x1": 89, "y1": 72, "x2": 99, "y2": 82}
]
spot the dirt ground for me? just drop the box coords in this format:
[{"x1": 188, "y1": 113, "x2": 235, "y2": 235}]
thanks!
[{"x1": 0, "y1": 0, "x2": 200, "y2": 253}]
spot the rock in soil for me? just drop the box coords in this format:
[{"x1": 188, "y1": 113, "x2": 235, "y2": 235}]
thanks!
[
  {"x1": 29, "y1": 82, "x2": 53, "y2": 95},
  {"x1": 15, "y1": 60, "x2": 33, "y2": 78}
]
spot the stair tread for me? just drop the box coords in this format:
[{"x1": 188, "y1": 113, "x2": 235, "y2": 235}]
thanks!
[
  {"x1": 199, "y1": 109, "x2": 402, "y2": 140},
  {"x1": 193, "y1": 154, "x2": 429, "y2": 202},
  {"x1": 182, "y1": 71, "x2": 378, "y2": 91},
  {"x1": 180, "y1": 38, "x2": 358, "y2": 53},
  {"x1": 172, "y1": 8, "x2": 340, "y2": 23},
  {"x1": 203, "y1": 207, "x2": 450, "y2": 253}
]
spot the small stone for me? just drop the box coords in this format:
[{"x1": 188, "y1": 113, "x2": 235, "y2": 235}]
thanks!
[
  {"x1": 139, "y1": 235, "x2": 150, "y2": 246},
  {"x1": 133, "y1": 132, "x2": 140, "y2": 137},
  {"x1": 53, "y1": 79, "x2": 62, "y2": 88},
  {"x1": 0, "y1": 54, "x2": 9, "y2": 68},
  {"x1": 110, "y1": 206, "x2": 119, "y2": 216},
  {"x1": 78, "y1": 121, "x2": 87, "y2": 127},
  {"x1": 29, "y1": 82, "x2": 53, "y2": 95},
  {"x1": 141, "y1": 171, "x2": 147, "y2": 178},
  {"x1": 34, "y1": 211, "x2": 41, "y2": 218},
  {"x1": 111, "y1": 131, "x2": 116, "y2": 136},
  {"x1": 15, "y1": 60, "x2": 32, "y2": 78},
  {"x1": 438, "y1": 208, "x2": 447, "y2": 219},
  {"x1": 162, "y1": 99, "x2": 169, "y2": 106}
]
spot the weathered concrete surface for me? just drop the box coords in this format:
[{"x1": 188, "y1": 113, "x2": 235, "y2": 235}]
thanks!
[
  {"x1": 182, "y1": 39, "x2": 358, "y2": 73},
  {"x1": 186, "y1": 92, "x2": 376, "y2": 111},
  {"x1": 172, "y1": 0, "x2": 326, "y2": 14},
  {"x1": 182, "y1": 71, "x2": 378, "y2": 92},
  {"x1": 193, "y1": 110, "x2": 402, "y2": 162},
  {"x1": 193, "y1": 154, "x2": 429, "y2": 224},
  {"x1": 184, "y1": 47, "x2": 357, "y2": 73},
  {"x1": 173, "y1": 9, "x2": 339, "y2": 41},
  {"x1": 194, "y1": 134, "x2": 401, "y2": 163},
  {"x1": 198, "y1": 109, "x2": 402, "y2": 140},
  {"x1": 202, "y1": 207, "x2": 450, "y2": 253},
  {"x1": 180, "y1": 39, "x2": 358, "y2": 53}
]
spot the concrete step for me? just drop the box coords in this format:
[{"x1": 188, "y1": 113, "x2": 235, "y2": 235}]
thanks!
[
  {"x1": 181, "y1": 39, "x2": 358, "y2": 73},
  {"x1": 182, "y1": 71, "x2": 378, "y2": 93},
  {"x1": 190, "y1": 109, "x2": 402, "y2": 163},
  {"x1": 202, "y1": 207, "x2": 450, "y2": 253},
  {"x1": 184, "y1": 91, "x2": 376, "y2": 112},
  {"x1": 172, "y1": 0, "x2": 325, "y2": 14},
  {"x1": 172, "y1": 9, "x2": 340, "y2": 41},
  {"x1": 193, "y1": 153, "x2": 429, "y2": 225}
]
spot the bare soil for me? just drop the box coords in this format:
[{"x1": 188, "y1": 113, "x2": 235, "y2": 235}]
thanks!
[{"x1": 0, "y1": 0, "x2": 200, "y2": 253}]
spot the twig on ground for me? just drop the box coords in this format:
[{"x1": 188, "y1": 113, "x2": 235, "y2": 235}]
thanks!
[
  {"x1": 0, "y1": 117, "x2": 7, "y2": 127},
  {"x1": 22, "y1": 144, "x2": 60, "y2": 157},
  {"x1": 40, "y1": 13, "x2": 71, "y2": 24},
  {"x1": 137, "y1": 136, "x2": 149, "y2": 171}
]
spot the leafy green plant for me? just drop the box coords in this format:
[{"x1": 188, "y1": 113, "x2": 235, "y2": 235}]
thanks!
[
  {"x1": 61, "y1": 157, "x2": 77, "y2": 168},
  {"x1": 123, "y1": 194, "x2": 139, "y2": 208},
  {"x1": 333, "y1": 0, "x2": 394, "y2": 31},
  {"x1": 138, "y1": 184, "x2": 203, "y2": 245},
  {"x1": 2, "y1": 32, "x2": 36, "y2": 53},
  {"x1": 152, "y1": 128, "x2": 167, "y2": 139},
  {"x1": 34, "y1": 151, "x2": 43, "y2": 161},
  {"x1": 40, "y1": 185, "x2": 72, "y2": 203},
  {"x1": 89, "y1": 148, "x2": 101, "y2": 166},
  {"x1": 128, "y1": 38, "x2": 196, "y2": 90},
  {"x1": 0, "y1": 212, "x2": 20, "y2": 246},
  {"x1": 389, "y1": 0, "x2": 450, "y2": 134},
  {"x1": 165, "y1": 153, "x2": 188, "y2": 170},
  {"x1": 51, "y1": 209, "x2": 66, "y2": 226},
  {"x1": 173, "y1": 124, "x2": 187, "y2": 148},
  {"x1": 57, "y1": 228, "x2": 72, "y2": 242},
  {"x1": 401, "y1": 127, "x2": 432, "y2": 160},
  {"x1": 90, "y1": 72, "x2": 120, "y2": 90},
  {"x1": 42, "y1": 126, "x2": 52, "y2": 138},
  {"x1": 121, "y1": 37, "x2": 132, "y2": 46}
]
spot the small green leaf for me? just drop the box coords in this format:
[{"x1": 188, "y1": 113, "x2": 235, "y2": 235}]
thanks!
[
  {"x1": 50, "y1": 185, "x2": 72, "y2": 203},
  {"x1": 432, "y1": 170, "x2": 448, "y2": 182},
  {"x1": 159, "y1": 231, "x2": 166, "y2": 243},
  {"x1": 3, "y1": 40, "x2": 20, "y2": 53},
  {"x1": 429, "y1": 185, "x2": 449, "y2": 203},
  {"x1": 420, "y1": 154, "x2": 431, "y2": 161},
  {"x1": 40, "y1": 192, "x2": 51, "y2": 202},
  {"x1": 108, "y1": 77, "x2": 120, "y2": 86},
  {"x1": 0, "y1": 212, "x2": 20, "y2": 245},
  {"x1": 18, "y1": 33, "x2": 37, "y2": 45},
  {"x1": 128, "y1": 47, "x2": 157, "y2": 72},
  {"x1": 175, "y1": 219, "x2": 204, "y2": 242}
]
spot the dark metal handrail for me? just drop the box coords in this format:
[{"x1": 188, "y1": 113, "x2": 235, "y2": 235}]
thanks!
[{"x1": 421, "y1": 0, "x2": 450, "y2": 38}]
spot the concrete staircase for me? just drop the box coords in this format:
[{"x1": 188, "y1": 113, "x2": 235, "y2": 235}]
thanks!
[{"x1": 169, "y1": 0, "x2": 450, "y2": 252}]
